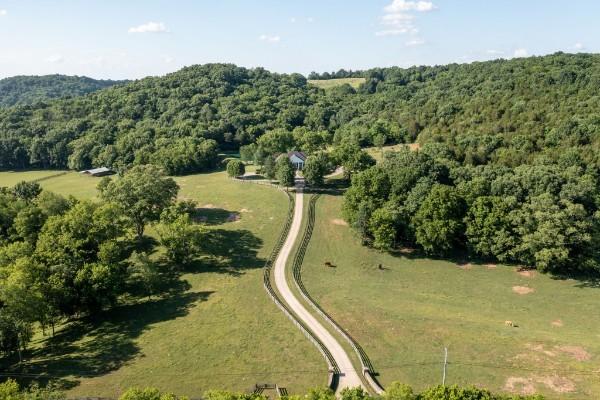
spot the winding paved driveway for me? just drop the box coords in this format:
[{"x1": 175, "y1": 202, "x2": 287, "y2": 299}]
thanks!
[{"x1": 272, "y1": 183, "x2": 365, "y2": 393}]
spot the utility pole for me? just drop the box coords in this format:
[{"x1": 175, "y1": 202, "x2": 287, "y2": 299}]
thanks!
[{"x1": 442, "y1": 347, "x2": 448, "y2": 386}]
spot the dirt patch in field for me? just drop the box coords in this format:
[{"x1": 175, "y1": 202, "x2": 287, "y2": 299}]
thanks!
[
  {"x1": 557, "y1": 345, "x2": 591, "y2": 361},
  {"x1": 526, "y1": 343, "x2": 557, "y2": 357},
  {"x1": 202, "y1": 203, "x2": 215, "y2": 209},
  {"x1": 517, "y1": 268, "x2": 536, "y2": 278},
  {"x1": 513, "y1": 286, "x2": 535, "y2": 295},
  {"x1": 551, "y1": 319, "x2": 564, "y2": 327},
  {"x1": 408, "y1": 143, "x2": 421, "y2": 151},
  {"x1": 486, "y1": 263, "x2": 497, "y2": 269},
  {"x1": 240, "y1": 208, "x2": 251, "y2": 213},
  {"x1": 504, "y1": 377, "x2": 536, "y2": 395},
  {"x1": 504, "y1": 375, "x2": 576, "y2": 395},
  {"x1": 331, "y1": 218, "x2": 348, "y2": 226},
  {"x1": 227, "y1": 213, "x2": 241, "y2": 222},
  {"x1": 536, "y1": 375, "x2": 576, "y2": 393},
  {"x1": 457, "y1": 262, "x2": 473, "y2": 270}
]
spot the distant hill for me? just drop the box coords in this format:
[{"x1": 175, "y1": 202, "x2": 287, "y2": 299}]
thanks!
[{"x1": 0, "y1": 74, "x2": 126, "y2": 107}]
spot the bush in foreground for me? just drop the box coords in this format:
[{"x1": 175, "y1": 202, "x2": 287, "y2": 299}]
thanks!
[{"x1": 0, "y1": 380, "x2": 546, "y2": 400}]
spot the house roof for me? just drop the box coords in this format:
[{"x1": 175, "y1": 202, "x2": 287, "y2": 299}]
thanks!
[{"x1": 288, "y1": 151, "x2": 307, "y2": 161}]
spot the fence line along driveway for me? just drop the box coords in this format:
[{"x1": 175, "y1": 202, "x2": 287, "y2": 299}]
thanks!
[{"x1": 272, "y1": 181, "x2": 365, "y2": 393}]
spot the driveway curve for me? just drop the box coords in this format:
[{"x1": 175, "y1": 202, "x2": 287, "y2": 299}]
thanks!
[{"x1": 272, "y1": 185, "x2": 365, "y2": 393}]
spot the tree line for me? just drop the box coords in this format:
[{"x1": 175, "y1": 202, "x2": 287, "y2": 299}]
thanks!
[
  {"x1": 343, "y1": 145, "x2": 600, "y2": 275},
  {"x1": 0, "y1": 166, "x2": 205, "y2": 361},
  {"x1": 307, "y1": 69, "x2": 364, "y2": 80}
]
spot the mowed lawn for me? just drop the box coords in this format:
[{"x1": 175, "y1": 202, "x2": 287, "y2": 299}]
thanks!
[
  {"x1": 301, "y1": 194, "x2": 600, "y2": 399},
  {"x1": 308, "y1": 78, "x2": 365, "y2": 89},
  {"x1": 6, "y1": 170, "x2": 326, "y2": 397}
]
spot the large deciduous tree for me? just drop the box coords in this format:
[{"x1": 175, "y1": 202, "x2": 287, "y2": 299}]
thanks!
[
  {"x1": 303, "y1": 152, "x2": 330, "y2": 187},
  {"x1": 98, "y1": 165, "x2": 179, "y2": 239},
  {"x1": 413, "y1": 185, "x2": 466, "y2": 255},
  {"x1": 276, "y1": 157, "x2": 295, "y2": 188}
]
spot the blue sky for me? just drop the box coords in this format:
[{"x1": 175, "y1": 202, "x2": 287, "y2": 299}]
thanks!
[{"x1": 0, "y1": 0, "x2": 598, "y2": 79}]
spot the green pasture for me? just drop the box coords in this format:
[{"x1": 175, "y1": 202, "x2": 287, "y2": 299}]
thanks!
[
  {"x1": 308, "y1": 78, "x2": 366, "y2": 90},
  {"x1": 301, "y1": 194, "x2": 600, "y2": 399}
]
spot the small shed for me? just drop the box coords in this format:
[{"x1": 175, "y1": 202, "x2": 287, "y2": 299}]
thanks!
[
  {"x1": 279, "y1": 151, "x2": 307, "y2": 170},
  {"x1": 80, "y1": 167, "x2": 114, "y2": 177}
]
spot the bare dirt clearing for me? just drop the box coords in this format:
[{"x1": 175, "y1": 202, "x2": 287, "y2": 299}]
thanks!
[{"x1": 513, "y1": 286, "x2": 535, "y2": 295}]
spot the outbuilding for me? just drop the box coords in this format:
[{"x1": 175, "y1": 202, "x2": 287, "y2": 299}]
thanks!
[
  {"x1": 279, "y1": 151, "x2": 307, "y2": 170},
  {"x1": 80, "y1": 167, "x2": 114, "y2": 177}
]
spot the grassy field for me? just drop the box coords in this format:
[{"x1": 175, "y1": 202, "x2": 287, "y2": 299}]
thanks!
[
  {"x1": 0, "y1": 170, "x2": 69, "y2": 187},
  {"x1": 365, "y1": 143, "x2": 421, "y2": 163},
  {"x1": 308, "y1": 78, "x2": 366, "y2": 90},
  {"x1": 5, "y1": 170, "x2": 326, "y2": 397},
  {"x1": 301, "y1": 194, "x2": 600, "y2": 399}
]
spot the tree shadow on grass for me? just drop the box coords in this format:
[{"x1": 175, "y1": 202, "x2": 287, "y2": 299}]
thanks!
[
  {"x1": 6, "y1": 290, "x2": 212, "y2": 390},
  {"x1": 237, "y1": 174, "x2": 268, "y2": 181},
  {"x1": 190, "y1": 228, "x2": 264, "y2": 277},
  {"x1": 574, "y1": 278, "x2": 600, "y2": 289},
  {"x1": 193, "y1": 208, "x2": 240, "y2": 225},
  {"x1": 551, "y1": 273, "x2": 600, "y2": 289}
]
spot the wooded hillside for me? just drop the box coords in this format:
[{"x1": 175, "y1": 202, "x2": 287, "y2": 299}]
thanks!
[
  {"x1": 0, "y1": 53, "x2": 599, "y2": 174},
  {"x1": 0, "y1": 74, "x2": 124, "y2": 107}
]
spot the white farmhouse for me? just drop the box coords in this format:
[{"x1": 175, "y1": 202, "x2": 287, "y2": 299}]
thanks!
[{"x1": 278, "y1": 151, "x2": 307, "y2": 170}]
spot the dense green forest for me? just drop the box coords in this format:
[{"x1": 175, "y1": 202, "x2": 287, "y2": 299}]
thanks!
[
  {"x1": 0, "y1": 75, "x2": 125, "y2": 108},
  {"x1": 0, "y1": 53, "x2": 599, "y2": 174},
  {"x1": 337, "y1": 52, "x2": 600, "y2": 276}
]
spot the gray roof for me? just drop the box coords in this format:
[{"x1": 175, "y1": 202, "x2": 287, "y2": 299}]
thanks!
[
  {"x1": 288, "y1": 151, "x2": 307, "y2": 161},
  {"x1": 80, "y1": 167, "x2": 112, "y2": 174}
]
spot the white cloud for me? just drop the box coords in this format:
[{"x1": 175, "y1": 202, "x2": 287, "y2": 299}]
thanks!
[
  {"x1": 290, "y1": 16, "x2": 314, "y2": 24},
  {"x1": 259, "y1": 34, "x2": 280, "y2": 43},
  {"x1": 128, "y1": 21, "x2": 169, "y2": 34},
  {"x1": 574, "y1": 42, "x2": 585, "y2": 50},
  {"x1": 382, "y1": 13, "x2": 414, "y2": 24},
  {"x1": 405, "y1": 38, "x2": 425, "y2": 46},
  {"x1": 513, "y1": 48, "x2": 528, "y2": 58},
  {"x1": 376, "y1": 28, "x2": 418, "y2": 37},
  {"x1": 385, "y1": 0, "x2": 436, "y2": 13},
  {"x1": 45, "y1": 54, "x2": 64, "y2": 64},
  {"x1": 377, "y1": 0, "x2": 435, "y2": 37},
  {"x1": 486, "y1": 49, "x2": 504, "y2": 55},
  {"x1": 0, "y1": 9, "x2": 7, "y2": 16}
]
